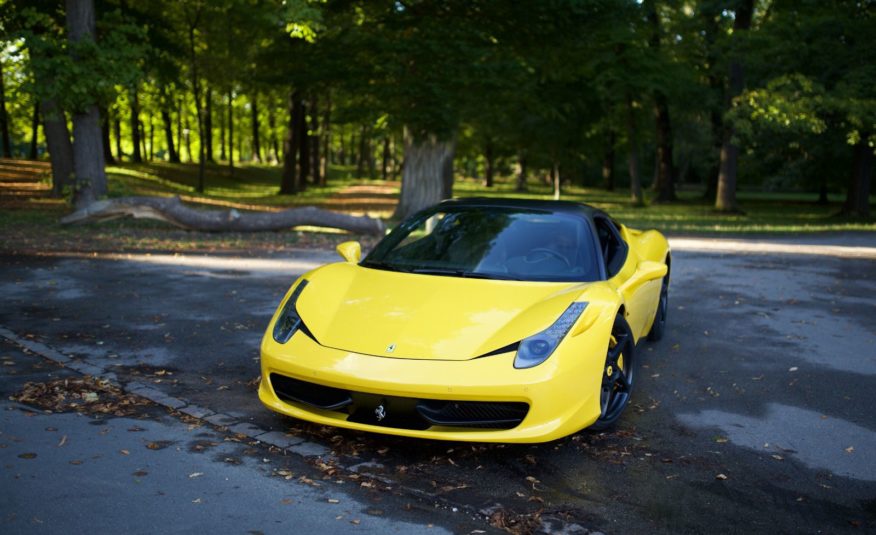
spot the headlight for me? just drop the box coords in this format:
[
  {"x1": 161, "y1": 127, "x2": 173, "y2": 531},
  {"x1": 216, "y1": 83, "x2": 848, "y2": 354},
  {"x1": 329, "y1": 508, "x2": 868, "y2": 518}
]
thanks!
[
  {"x1": 514, "y1": 302, "x2": 587, "y2": 369},
  {"x1": 272, "y1": 280, "x2": 309, "y2": 344}
]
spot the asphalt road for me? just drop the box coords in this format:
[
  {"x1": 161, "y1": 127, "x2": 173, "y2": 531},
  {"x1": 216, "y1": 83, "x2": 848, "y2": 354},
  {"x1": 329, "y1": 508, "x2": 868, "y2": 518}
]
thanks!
[{"x1": 1, "y1": 234, "x2": 874, "y2": 534}]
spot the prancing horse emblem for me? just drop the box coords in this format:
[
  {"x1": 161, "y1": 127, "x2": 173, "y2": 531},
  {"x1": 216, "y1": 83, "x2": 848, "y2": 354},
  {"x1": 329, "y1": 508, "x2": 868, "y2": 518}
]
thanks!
[
  {"x1": 386, "y1": 343, "x2": 396, "y2": 353},
  {"x1": 374, "y1": 404, "x2": 386, "y2": 421}
]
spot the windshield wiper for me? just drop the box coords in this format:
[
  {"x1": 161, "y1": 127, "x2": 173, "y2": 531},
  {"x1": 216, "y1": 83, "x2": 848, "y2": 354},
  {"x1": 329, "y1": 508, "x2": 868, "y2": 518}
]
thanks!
[
  {"x1": 410, "y1": 267, "x2": 521, "y2": 281},
  {"x1": 360, "y1": 261, "x2": 413, "y2": 273}
]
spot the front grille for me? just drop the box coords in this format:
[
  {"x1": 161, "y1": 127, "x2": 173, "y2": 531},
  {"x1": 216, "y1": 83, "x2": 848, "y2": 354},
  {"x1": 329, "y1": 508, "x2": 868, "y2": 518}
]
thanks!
[
  {"x1": 270, "y1": 374, "x2": 352, "y2": 410},
  {"x1": 269, "y1": 373, "x2": 528, "y2": 431}
]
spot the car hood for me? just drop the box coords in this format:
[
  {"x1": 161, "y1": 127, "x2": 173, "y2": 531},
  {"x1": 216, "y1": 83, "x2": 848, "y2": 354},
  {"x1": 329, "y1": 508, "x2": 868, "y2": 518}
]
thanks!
[{"x1": 295, "y1": 262, "x2": 587, "y2": 360}]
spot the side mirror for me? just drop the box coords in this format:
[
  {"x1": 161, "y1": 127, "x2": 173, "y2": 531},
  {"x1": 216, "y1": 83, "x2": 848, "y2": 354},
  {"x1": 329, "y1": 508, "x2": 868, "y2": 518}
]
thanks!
[
  {"x1": 336, "y1": 241, "x2": 362, "y2": 263},
  {"x1": 618, "y1": 260, "x2": 667, "y2": 294}
]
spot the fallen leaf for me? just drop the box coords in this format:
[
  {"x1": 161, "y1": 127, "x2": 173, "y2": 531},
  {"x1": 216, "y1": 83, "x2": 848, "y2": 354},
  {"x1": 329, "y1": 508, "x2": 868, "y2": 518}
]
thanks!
[
  {"x1": 119, "y1": 449, "x2": 130, "y2": 456},
  {"x1": 57, "y1": 435, "x2": 67, "y2": 447},
  {"x1": 845, "y1": 446, "x2": 854, "y2": 454},
  {"x1": 715, "y1": 473, "x2": 728, "y2": 480},
  {"x1": 350, "y1": 519, "x2": 360, "y2": 525},
  {"x1": 18, "y1": 453, "x2": 37, "y2": 459},
  {"x1": 192, "y1": 498, "x2": 202, "y2": 504},
  {"x1": 788, "y1": 367, "x2": 798, "y2": 372},
  {"x1": 189, "y1": 472, "x2": 204, "y2": 478},
  {"x1": 327, "y1": 498, "x2": 340, "y2": 504}
]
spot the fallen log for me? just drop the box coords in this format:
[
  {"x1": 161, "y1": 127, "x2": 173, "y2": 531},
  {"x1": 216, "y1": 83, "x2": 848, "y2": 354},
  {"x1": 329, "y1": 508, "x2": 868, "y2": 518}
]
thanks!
[{"x1": 60, "y1": 195, "x2": 386, "y2": 235}]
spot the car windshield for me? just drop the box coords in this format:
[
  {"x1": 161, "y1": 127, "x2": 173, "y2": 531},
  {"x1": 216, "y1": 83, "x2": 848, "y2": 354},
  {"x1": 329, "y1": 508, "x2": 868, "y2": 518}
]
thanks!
[{"x1": 362, "y1": 206, "x2": 602, "y2": 282}]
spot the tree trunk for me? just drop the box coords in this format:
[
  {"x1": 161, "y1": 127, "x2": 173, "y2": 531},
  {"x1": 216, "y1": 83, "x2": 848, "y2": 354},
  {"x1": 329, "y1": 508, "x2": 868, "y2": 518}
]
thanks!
[
  {"x1": 61, "y1": 195, "x2": 385, "y2": 234},
  {"x1": 843, "y1": 137, "x2": 872, "y2": 218},
  {"x1": 484, "y1": 141, "x2": 494, "y2": 187},
  {"x1": 219, "y1": 97, "x2": 226, "y2": 162},
  {"x1": 186, "y1": 13, "x2": 206, "y2": 193},
  {"x1": 702, "y1": 3, "x2": 723, "y2": 201},
  {"x1": 42, "y1": 98, "x2": 74, "y2": 196},
  {"x1": 356, "y1": 125, "x2": 367, "y2": 178},
  {"x1": 0, "y1": 60, "x2": 12, "y2": 157},
  {"x1": 101, "y1": 105, "x2": 115, "y2": 164},
  {"x1": 250, "y1": 93, "x2": 261, "y2": 162},
  {"x1": 321, "y1": 94, "x2": 330, "y2": 183},
  {"x1": 298, "y1": 98, "x2": 310, "y2": 190},
  {"x1": 627, "y1": 98, "x2": 644, "y2": 206},
  {"x1": 227, "y1": 89, "x2": 234, "y2": 174},
  {"x1": 183, "y1": 112, "x2": 192, "y2": 162},
  {"x1": 382, "y1": 136, "x2": 391, "y2": 181},
  {"x1": 715, "y1": 0, "x2": 753, "y2": 212},
  {"x1": 130, "y1": 87, "x2": 142, "y2": 163},
  {"x1": 148, "y1": 115, "x2": 154, "y2": 161},
  {"x1": 29, "y1": 101, "x2": 40, "y2": 159},
  {"x1": 112, "y1": 116, "x2": 121, "y2": 161},
  {"x1": 394, "y1": 128, "x2": 455, "y2": 220},
  {"x1": 602, "y1": 130, "x2": 615, "y2": 191},
  {"x1": 515, "y1": 150, "x2": 528, "y2": 192},
  {"x1": 139, "y1": 119, "x2": 147, "y2": 161},
  {"x1": 310, "y1": 96, "x2": 320, "y2": 185},
  {"x1": 645, "y1": 0, "x2": 676, "y2": 203},
  {"x1": 552, "y1": 161, "x2": 560, "y2": 200},
  {"x1": 66, "y1": 0, "x2": 107, "y2": 208},
  {"x1": 161, "y1": 105, "x2": 179, "y2": 163},
  {"x1": 279, "y1": 89, "x2": 298, "y2": 195},
  {"x1": 268, "y1": 104, "x2": 278, "y2": 163},
  {"x1": 204, "y1": 86, "x2": 213, "y2": 162}
]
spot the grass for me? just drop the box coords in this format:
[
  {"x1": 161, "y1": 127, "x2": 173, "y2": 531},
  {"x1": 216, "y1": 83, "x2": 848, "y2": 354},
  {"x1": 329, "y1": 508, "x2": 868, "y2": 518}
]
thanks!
[{"x1": 1, "y1": 161, "x2": 873, "y2": 255}]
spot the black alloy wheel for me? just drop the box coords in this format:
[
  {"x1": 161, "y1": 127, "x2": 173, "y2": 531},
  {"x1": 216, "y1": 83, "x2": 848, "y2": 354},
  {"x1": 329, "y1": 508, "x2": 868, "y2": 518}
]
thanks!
[{"x1": 590, "y1": 313, "x2": 636, "y2": 431}]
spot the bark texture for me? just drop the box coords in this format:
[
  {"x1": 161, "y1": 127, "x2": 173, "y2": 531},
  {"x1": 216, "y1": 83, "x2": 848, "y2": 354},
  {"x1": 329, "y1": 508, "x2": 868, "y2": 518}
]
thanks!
[
  {"x1": 29, "y1": 102, "x2": 40, "y2": 159},
  {"x1": 627, "y1": 98, "x2": 644, "y2": 206},
  {"x1": 161, "y1": 106, "x2": 179, "y2": 163},
  {"x1": 645, "y1": 0, "x2": 676, "y2": 203},
  {"x1": 66, "y1": 0, "x2": 107, "y2": 208},
  {"x1": 61, "y1": 196, "x2": 385, "y2": 235},
  {"x1": 715, "y1": 0, "x2": 753, "y2": 212},
  {"x1": 279, "y1": 90, "x2": 298, "y2": 194},
  {"x1": 100, "y1": 105, "x2": 114, "y2": 164},
  {"x1": 250, "y1": 93, "x2": 261, "y2": 162},
  {"x1": 393, "y1": 129, "x2": 455, "y2": 220},
  {"x1": 41, "y1": 98, "x2": 74, "y2": 196}
]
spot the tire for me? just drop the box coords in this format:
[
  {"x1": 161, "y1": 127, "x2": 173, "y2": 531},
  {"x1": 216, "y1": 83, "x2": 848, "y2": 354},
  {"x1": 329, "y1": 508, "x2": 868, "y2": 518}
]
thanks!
[
  {"x1": 590, "y1": 313, "x2": 636, "y2": 431},
  {"x1": 647, "y1": 272, "x2": 669, "y2": 342}
]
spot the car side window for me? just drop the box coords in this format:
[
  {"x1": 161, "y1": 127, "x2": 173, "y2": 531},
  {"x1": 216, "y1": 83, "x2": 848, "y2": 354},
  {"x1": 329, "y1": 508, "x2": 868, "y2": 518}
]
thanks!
[{"x1": 594, "y1": 217, "x2": 627, "y2": 277}]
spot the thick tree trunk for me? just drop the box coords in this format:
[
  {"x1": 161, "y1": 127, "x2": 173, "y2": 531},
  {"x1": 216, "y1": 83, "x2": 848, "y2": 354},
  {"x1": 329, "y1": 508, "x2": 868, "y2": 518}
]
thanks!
[
  {"x1": 250, "y1": 93, "x2": 261, "y2": 162},
  {"x1": 148, "y1": 115, "x2": 154, "y2": 161},
  {"x1": 0, "y1": 60, "x2": 11, "y2": 158},
  {"x1": 393, "y1": 128, "x2": 455, "y2": 220},
  {"x1": 29, "y1": 102, "x2": 40, "y2": 159},
  {"x1": 298, "y1": 98, "x2": 310, "y2": 189},
  {"x1": 602, "y1": 130, "x2": 615, "y2": 191},
  {"x1": 484, "y1": 142, "x2": 494, "y2": 187},
  {"x1": 515, "y1": 151, "x2": 528, "y2": 192},
  {"x1": 100, "y1": 105, "x2": 115, "y2": 164},
  {"x1": 227, "y1": 89, "x2": 234, "y2": 174},
  {"x1": 627, "y1": 98, "x2": 644, "y2": 206},
  {"x1": 42, "y1": 98, "x2": 74, "y2": 196},
  {"x1": 161, "y1": 106, "x2": 179, "y2": 163},
  {"x1": 843, "y1": 138, "x2": 872, "y2": 218},
  {"x1": 61, "y1": 195, "x2": 385, "y2": 234},
  {"x1": 66, "y1": 0, "x2": 107, "y2": 208},
  {"x1": 702, "y1": 5, "x2": 723, "y2": 201},
  {"x1": 651, "y1": 95, "x2": 676, "y2": 202},
  {"x1": 204, "y1": 86, "x2": 213, "y2": 162},
  {"x1": 279, "y1": 90, "x2": 298, "y2": 195},
  {"x1": 310, "y1": 96, "x2": 320, "y2": 185},
  {"x1": 715, "y1": 0, "x2": 753, "y2": 212},
  {"x1": 130, "y1": 88, "x2": 142, "y2": 163},
  {"x1": 645, "y1": 0, "x2": 676, "y2": 203}
]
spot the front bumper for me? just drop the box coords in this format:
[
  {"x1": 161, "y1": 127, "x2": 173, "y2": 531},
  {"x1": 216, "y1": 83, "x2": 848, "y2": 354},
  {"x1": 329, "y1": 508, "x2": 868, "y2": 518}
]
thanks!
[{"x1": 259, "y1": 326, "x2": 607, "y2": 443}]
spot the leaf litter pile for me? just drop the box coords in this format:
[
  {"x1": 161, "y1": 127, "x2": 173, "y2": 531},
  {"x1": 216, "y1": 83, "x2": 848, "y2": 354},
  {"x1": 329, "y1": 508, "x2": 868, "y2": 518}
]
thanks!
[{"x1": 11, "y1": 376, "x2": 153, "y2": 416}]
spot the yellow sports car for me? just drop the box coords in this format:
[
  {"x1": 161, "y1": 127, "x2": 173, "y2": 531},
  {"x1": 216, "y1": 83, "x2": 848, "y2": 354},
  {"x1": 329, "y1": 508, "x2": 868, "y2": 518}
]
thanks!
[{"x1": 259, "y1": 198, "x2": 670, "y2": 443}]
